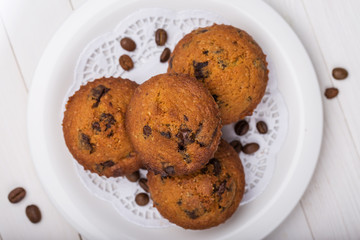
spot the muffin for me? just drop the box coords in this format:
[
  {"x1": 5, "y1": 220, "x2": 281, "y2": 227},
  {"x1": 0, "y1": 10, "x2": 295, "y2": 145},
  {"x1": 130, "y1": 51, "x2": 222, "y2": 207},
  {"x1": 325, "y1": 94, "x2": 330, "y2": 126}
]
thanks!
[
  {"x1": 168, "y1": 24, "x2": 269, "y2": 124},
  {"x1": 126, "y1": 73, "x2": 222, "y2": 176},
  {"x1": 63, "y1": 77, "x2": 141, "y2": 177},
  {"x1": 147, "y1": 139, "x2": 245, "y2": 229}
]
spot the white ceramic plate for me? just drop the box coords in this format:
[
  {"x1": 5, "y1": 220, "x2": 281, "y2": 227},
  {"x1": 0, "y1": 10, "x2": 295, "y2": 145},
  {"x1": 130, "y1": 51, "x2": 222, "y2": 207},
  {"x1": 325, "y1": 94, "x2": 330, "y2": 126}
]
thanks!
[{"x1": 27, "y1": 0, "x2": 323, "y2": 239}]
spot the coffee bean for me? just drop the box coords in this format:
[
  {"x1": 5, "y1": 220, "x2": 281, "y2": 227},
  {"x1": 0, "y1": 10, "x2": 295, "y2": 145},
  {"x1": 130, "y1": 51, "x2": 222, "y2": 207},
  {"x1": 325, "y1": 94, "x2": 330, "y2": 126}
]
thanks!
[
  {"x1": 230, "y1": 140, "x2": 242, "y2": 153},
  {"x1": 119, "y1": 55, "x2": 134, "y2": 71},
  {"x1": 155, "y1": 29, "x2": 167, "y2": 46},
  {"x1": 256, "y1": 121, "x2": 268, "y2": 134},
  {"x1": 135, "y1": 193, "x2": 149, "y2": 206},
  {"x1": 243, "y1": 143, "x2": 260, "y2": 154},
  {"x1": 139, "y1": 178, "x2": 149, "y2": 192},
  {"x1": 160, "y1": 48, "x2": 171, "y2": 63},
  {"x1": 234, "y1": 120, "x2": 249, "y2": 136},
  {"x1": 126, "y1": 171, "x2": 140, "y2": 182},
  {"x1": 8, "y1": 187, "x2": 26, "y2": 203},
  {"x1": 120, "y1": 37, "x2": 136, "y2": 51},
  {"x1": 325, "y1": 88, "x2": 339, "y2": 99},
  {"x1": 332, "y1": 67, "x2": 348, "y2": 80},
  {"x1": 26, "y1": 205, "x2": 41, "y2": 223}
]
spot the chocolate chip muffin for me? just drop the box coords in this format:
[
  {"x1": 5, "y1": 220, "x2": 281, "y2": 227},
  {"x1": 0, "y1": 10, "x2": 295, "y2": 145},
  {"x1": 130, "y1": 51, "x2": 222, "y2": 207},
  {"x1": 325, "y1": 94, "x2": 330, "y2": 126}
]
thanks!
[
  {"x1": 63, "y1": 77, "x2": 141, "y2": 177},
  {"x1": 147, "y1": 139, "x2": 245, "y2": 229},
  {"x1": 168, "y1": 24, "x2": 269, "y2": 124},
  {"x1": 126, "y1": 73, "x2": 222, "y2": 176}
]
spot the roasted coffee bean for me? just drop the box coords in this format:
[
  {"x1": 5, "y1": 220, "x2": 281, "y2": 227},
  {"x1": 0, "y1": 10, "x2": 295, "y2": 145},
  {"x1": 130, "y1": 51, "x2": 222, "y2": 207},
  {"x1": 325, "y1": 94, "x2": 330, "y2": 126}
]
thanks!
[
  {"x1": 8, "y1": 187, "x2": 26, "y2": 203},
  {"x1": 135, "y1": 193, "x2": 149, "y2": 206},
  {"x1": 139, "y1": 178, "x2": 149, "y2": 192},
  {"x1": 325, "y1": 88, "x2": 339, "y2": 99},
  {"x1": 160, "y1": 48, "x2": 171, "y2": 63},
  {"x1": 256, "y1": 121, "x2": 268, "y2": 134},
  {"x1": 119, "y1": 55, "x2": 134, "y2": 71},
  {"x1": 332, "y1": 67, "x2": 348, "y2": 80},
  {"x1": 126, "y1": 171, "x2": 140, "y2": 182},
  {"x1": 26, "y1": 205, "x2": 41, "y2": 223},
  {"x1": 120, "y1": 37, "x2": 136, "y2": 51},
  {"x1": 143, "y1": 125, "x2": 152, "y2": 137},
  {"x1": 155, "y1": 29, "x2": 167, "y2": 46},
  {"x1": 230, "y1": 140, "x2": 242, "y2": 153},
  {"x1": 234, "y1": 120, "x2": 249, "y2": 136},
  {"x1": 242, "y1": 143, "x2": 260, "y2": 154}
]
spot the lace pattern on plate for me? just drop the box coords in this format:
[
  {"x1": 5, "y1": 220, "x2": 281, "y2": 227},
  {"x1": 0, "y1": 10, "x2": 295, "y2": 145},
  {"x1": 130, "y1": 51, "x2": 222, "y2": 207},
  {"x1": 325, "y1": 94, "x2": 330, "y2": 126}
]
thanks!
[{"x1": 63, "y1": 8, "x2": 288, "y2": 228}]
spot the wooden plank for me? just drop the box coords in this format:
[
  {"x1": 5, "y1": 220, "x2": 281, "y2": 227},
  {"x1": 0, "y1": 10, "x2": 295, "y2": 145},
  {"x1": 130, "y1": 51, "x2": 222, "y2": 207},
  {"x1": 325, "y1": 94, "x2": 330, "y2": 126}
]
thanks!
[
  {"x1": 0, "y1": 0, "x2": 73, "y2": 89},
  {"x1": 265, "y1": 204, "x2": 314, "y2": 240},
  {"x1": 70, "y1": 0, "x2": 87, "y2": 9},
  {"x1": 0, "y1": 18, "x2": 79, "y2": 240},
  {"x1": 264, "y1": 0, "x2": 360, "y2": 239}
]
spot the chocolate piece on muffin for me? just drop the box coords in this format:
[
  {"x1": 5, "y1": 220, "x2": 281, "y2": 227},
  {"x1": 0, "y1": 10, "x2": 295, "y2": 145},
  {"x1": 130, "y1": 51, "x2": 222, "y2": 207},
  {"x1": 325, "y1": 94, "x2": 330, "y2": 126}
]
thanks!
[
  {"x1": 63, "y1": 77, "x2": 141, "y2": 177},
  {"x1": 147, "y1": 139, "x2": 245, "y2": 229},
  {"x1": 126, "y1": 73, "x2": 222, "y2": 176},
  {"x1": 168, "y1": 24, "x2": 268, "y2": 124}
]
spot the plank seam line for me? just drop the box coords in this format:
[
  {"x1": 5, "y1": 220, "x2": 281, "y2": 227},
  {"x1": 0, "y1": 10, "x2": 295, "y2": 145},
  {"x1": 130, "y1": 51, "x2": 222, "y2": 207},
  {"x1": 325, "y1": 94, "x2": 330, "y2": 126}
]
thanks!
[
  {"x1": 0, "y1": 15, "x2": 28, "y2": 92},
  {"x1": 299, "y1": 201, "x2": 316, "y2": 240},
  {"x1": 299, "y1": 0, "x2": 360, "y2": 161},
  {"x1": 69, "y1": 0, "x2": 75, "y2": 10}
]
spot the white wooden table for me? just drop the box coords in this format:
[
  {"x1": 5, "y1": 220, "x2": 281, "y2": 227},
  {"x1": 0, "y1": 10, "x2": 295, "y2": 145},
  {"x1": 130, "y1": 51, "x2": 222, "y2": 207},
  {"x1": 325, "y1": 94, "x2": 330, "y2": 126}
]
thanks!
[{"x1": 1, "y1": 0, "x2": 360, "y2": 239}]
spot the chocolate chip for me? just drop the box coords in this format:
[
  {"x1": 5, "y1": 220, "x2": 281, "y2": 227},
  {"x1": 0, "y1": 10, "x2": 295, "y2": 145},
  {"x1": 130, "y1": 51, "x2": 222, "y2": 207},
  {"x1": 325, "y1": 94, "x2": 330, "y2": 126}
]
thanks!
[
  {"x1": 143, "y1": 125, "x2": 152, "y2": 137},
  {"x1": 243, "y1": 143, "x2": 260, "y2": 154},
  {"x1": 183, "y1": 115, "x2": 189, "y2": 121},
  {"x1": 193, "y1": 61, "x2": 209, "y2": 81},
  {"x1": 208, "y1": 158, "x2": 221, "y2": 176},
  {"x1": 168, "y1": 55, "x2": 174, "y2": 69},
  {"x1": 256, "y1": 121, "x2": 268, "y2": 134},
  {"x1": 197, "y1": 29, "x2": 208, "y2": 34},
  {"x1": 160, "y1": 131, "x2": 171, "y2": 139},
  {"x1": 126, "y1": 171, "x2": 140, "y2": 182},
  {"x1": 212, "y1": 94, "x2": 218, "y2": 102},
  {"x1": 8, "y1": 187, "x2": 26, "y2": 204},
  {"x1": 332, "y1": 67, "x2": 348, "y2": 80},
  {"x1": 119, "y1": 54, "x2": 134, "y2": 71},
  {"x1": 176, "y1": 199, "x2": 182, "y2": 205},
  {"x1": 217, "y1": 180, "x2": 227, "y2": 197},
  {"x1": 178, "y1": 143, "x2": 186, "y2": 152},
  {"x1": 176, "y1": 128, "x2": 194, "y2": 145},
  {"x1": 234, "y1": 120, "x2": 249, "y2": 136},
  {"x1": 101, "y1": 160, "x2": 115, "y2": 168},
  {"x1": 91, "y1": 85, "x2": 110, "y2": 108},
  {"x1": 218, "y1": 60, "x2": 227, "y2": 70},
  {"x1": 155, "y1": 29, "x2": 167, "y2": 46},
  {"x1": 120, "y1": 37, "x2": 136, "y2": 51},
  {"x1": 139, "y1": 178, "x2": 149, "y2": 192},
  {"x1": 230, "y1": 140, "x2": 242, "y2": 153},
  {"x1": 100, "y1": 113, "x2": 116, "y2": 131},
  {"x1": 79, "y1": 133, "x2": 95, "y2": 153},
  {"x1": 184, "y1": 209, "x2": 199, "y2": 219},
  {"x1": 202, "y1": 50, "x2": 209, "y2": 55},
  {"x1": 160, "y1": 48, "x2": 171, "y2": 63},
  {"x1": 164, "y1": 166, "x2": 175, "y2": 175},
  {"x1": 135, "y1": 193, "x2": 149, "y2": 206},
  {"x1": 325, "y1": 88, "x2": 339, "y2": 99},
  {"x1": 26, "y1": 205, "x2": 41, "y2": 223},
  {"x1": 91, "y1": 122, "x2": 101, "y2": 132},
  {"x1": 107, "y1": 130, "x2": 114, "y2": 138}
]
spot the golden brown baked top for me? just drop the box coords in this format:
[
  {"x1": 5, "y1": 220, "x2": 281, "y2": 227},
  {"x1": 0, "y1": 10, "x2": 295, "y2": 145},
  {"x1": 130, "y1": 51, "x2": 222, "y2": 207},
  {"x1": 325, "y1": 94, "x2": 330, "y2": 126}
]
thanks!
[
  {"x1": 147, "y1": 139, "x2": 245, "y2": 229},
  {"x1": 168, "y1": 24, "x2": 269, "y2": 124},
  {"x1": 126, "y1": 73, "x2": 222, "y2": 176},
  {"x1": 63, "y1": 77, "x2": 141, "y2": 177}
]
